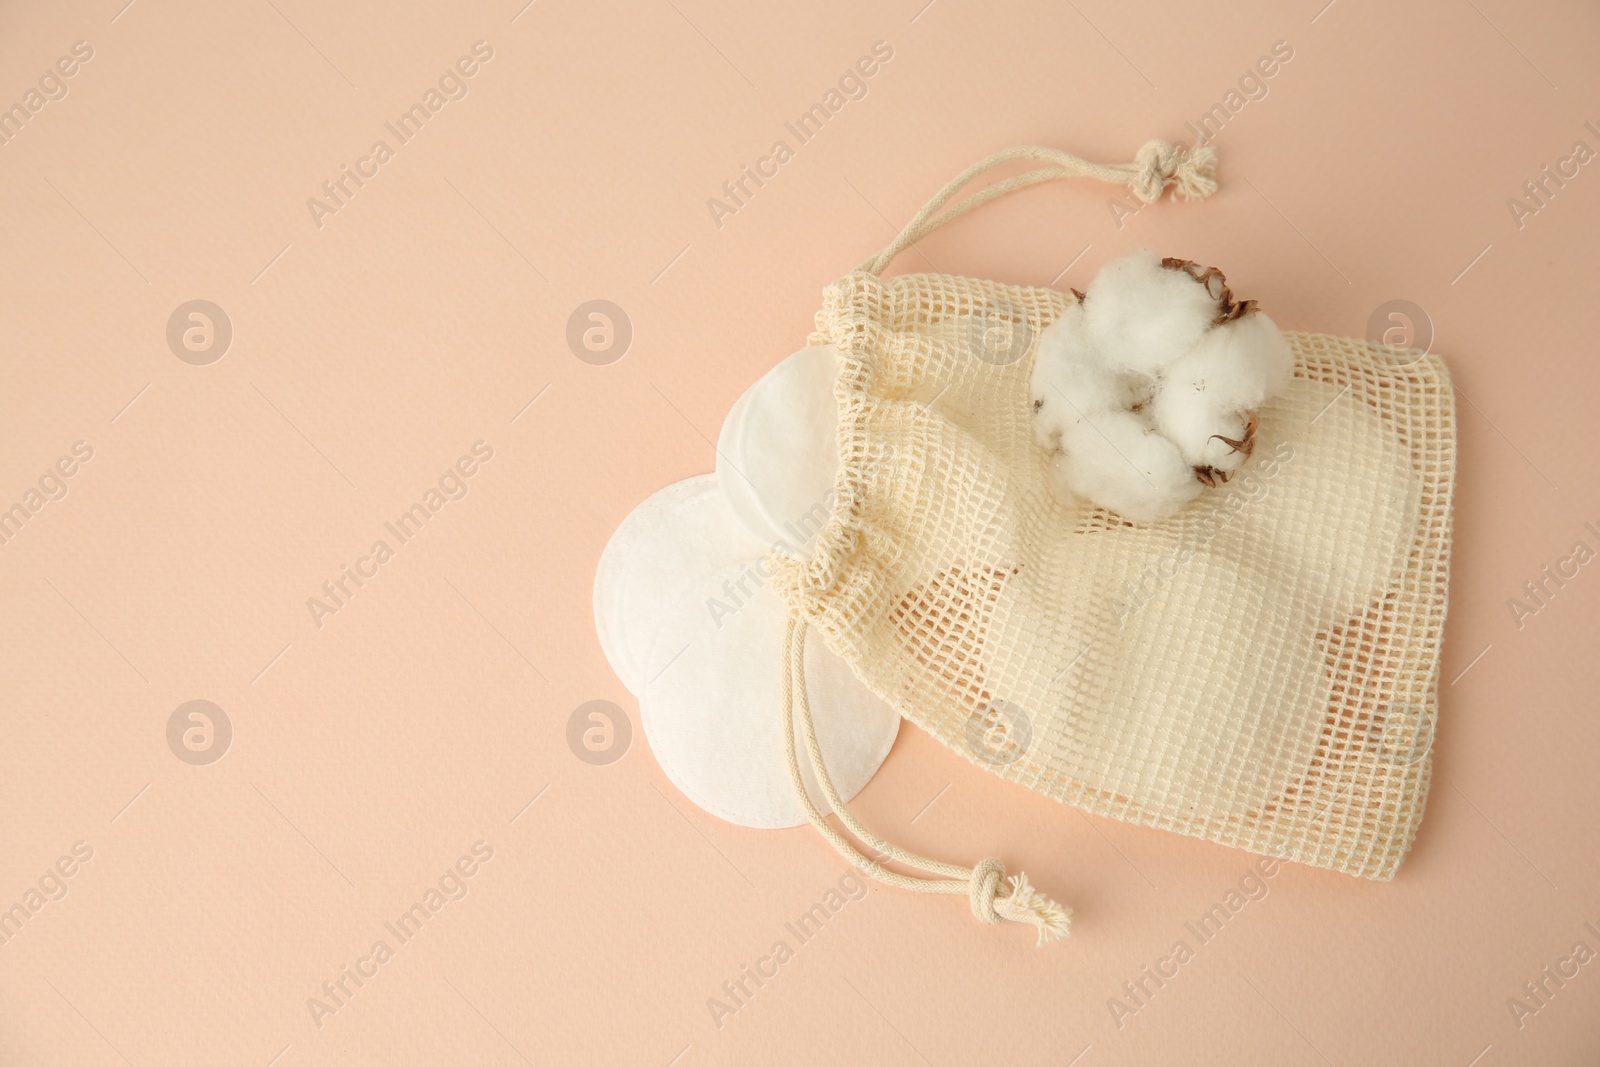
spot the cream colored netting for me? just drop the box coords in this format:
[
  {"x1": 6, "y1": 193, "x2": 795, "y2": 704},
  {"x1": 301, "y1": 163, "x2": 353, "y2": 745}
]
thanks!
[{"x1": 769, "y1": 143, "x2": 1456, "y2": 939}]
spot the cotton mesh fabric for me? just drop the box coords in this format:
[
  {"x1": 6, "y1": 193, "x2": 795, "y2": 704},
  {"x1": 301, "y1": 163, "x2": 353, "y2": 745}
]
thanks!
[{"x1": 770, "y1": 270, "x2": 1455, "y2": 879}]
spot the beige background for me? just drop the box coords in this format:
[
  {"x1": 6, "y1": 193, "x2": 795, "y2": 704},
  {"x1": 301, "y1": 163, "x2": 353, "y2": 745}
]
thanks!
[{"x1": 2, "y1": 0, "x2": 1598, "y2": 1063}]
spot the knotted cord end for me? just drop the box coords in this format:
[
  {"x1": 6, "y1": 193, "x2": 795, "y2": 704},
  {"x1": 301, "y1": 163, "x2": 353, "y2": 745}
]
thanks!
[
  {"x1": 997, "y1": 871, "x2": 1073, "y2": 945},
  {"x1": 1132, "y1": 140, "x2": 1219, "y2": 204},
  {"x1": 1170, "y1": 143, "x2": 1218, "y2": 201},
  {"x1": 969, "y1": 858, "x2": 1072, "y2": 946}
]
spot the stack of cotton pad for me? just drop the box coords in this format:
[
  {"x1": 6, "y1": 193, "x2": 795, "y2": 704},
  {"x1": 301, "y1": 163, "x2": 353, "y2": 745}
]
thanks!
[{"x1": 593, "y1": 349, "x2": 899, "y2": 830}]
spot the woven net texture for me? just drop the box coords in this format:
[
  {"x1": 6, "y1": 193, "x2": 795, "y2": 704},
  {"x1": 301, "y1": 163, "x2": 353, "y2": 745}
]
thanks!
[{"x1": 771, "y1": 270, "x2": 1456, "y2": 880}]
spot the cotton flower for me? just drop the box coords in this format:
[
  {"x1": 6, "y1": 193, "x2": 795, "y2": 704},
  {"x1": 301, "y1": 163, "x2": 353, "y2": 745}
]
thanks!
[{"x1": 1031, "y1": 250, "x2": 1293, "y2": 521}]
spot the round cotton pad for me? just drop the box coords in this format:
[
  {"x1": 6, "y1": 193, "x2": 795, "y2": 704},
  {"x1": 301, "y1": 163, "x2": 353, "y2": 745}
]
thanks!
[
  {"x1": 1064, "y1": 543, "x2": 1330, "y2": 819},
  {"x1": 716, "y1": 345, "x2": 841, "y2": 554},
  {"x1": 985, "y1": 538, "x2": 1329, "y2": 821},
  {"x1": 1208, "y1": 378, "x2": 1420, "y2": 624},
  {"x1": 593, "y1": 475, "x2": 767, "y2": 696},
  {"x1": 638, "y1": 562, "x2": 900, "y2": 828},
  {"x1": 594, "y1": 473, "x2": 901, "y2": 827}
]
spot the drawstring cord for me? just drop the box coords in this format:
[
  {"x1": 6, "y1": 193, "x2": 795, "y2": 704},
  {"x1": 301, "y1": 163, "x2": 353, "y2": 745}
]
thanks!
[
  {"x1": 781, "y1": 615, "x2": 1071, "y2": 944},
  {"x1": 856, "y1": 140, "x2": 1217, "y2": 276}
]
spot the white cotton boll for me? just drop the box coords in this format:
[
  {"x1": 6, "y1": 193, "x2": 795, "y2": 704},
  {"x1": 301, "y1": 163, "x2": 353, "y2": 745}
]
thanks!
[
  {"x1": 1049, "y1": 411, "x2": 1203, "y2": 523},
  {"x1": 1082, "y1": 249, "x2": 1220, "y2": 377},
  {"x1": 1152, "y1": 311, "x2": 1293, "y2": 473},
  {"x1": 1030, "y1": 303, "x2": 1144, "y2": 452},
  {"x1": 1201, "y1": 310, "x2": 1293, "y2": 405},
  {"x1": 1031, "y1": 253, "x2": 1288, "y2": 519}
]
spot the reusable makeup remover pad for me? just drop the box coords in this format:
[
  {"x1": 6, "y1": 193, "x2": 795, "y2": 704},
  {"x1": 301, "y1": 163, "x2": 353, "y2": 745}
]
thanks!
[
  {"x1": 717, "y1": 345, "x2": 842, "y2": 556},
  {"x1": 594, "y1": 475, "x2": 899, "y2": 828}
]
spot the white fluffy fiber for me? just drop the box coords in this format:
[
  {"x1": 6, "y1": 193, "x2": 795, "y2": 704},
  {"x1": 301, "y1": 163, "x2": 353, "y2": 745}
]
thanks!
[
  {"x1": 1153, "y1": 311, "x2": 1292, "y2": 471},
  {"x1": 1030, "y1": 249, "x2": 1293, "y2": 522},
  {"x1": 1082, "y1": 249, "x2": 1219, "y2": 377}
]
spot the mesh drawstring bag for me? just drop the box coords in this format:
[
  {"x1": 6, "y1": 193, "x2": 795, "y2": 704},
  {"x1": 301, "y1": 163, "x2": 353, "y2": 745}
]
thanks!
[{"x1": 768, "y1": 141, "x2": 1457, "y2": 943}]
